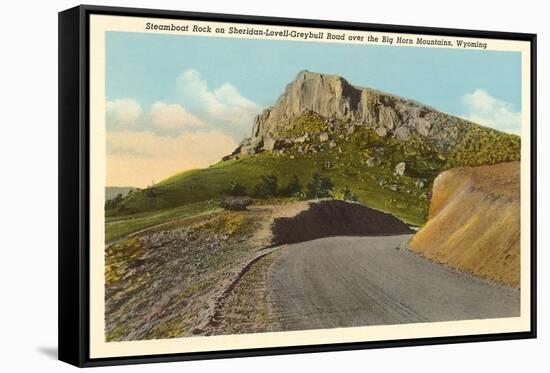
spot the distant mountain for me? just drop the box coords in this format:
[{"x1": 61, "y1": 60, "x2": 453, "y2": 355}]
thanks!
[
  {"x1": 106, "y1": 187, "x2": 136, "y2": 201},
  {"x1": 108, "y1": 71, "x2": 520, "y2": 226}
]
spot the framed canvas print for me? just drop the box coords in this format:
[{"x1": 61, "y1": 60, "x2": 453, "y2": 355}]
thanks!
[{"x1": 58, "y1": 5, "x2": 537, "y2": 367}]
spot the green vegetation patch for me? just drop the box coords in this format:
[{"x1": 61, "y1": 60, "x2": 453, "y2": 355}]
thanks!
[
  {"x1": 105, "y1": 237, "x2": 145, "y2": 287},
  {"x1": 105, "y1": 200, "x2": 218, "y2": 243}
]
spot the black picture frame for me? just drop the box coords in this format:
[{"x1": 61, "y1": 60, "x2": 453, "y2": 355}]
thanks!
[{"x1": 58, "y1": 4, "x2": 537, "y2": 367}]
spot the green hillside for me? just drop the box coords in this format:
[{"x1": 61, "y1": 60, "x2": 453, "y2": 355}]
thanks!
[{"x1": 106, "y1": 113, "x2": 520, "y2": 227}]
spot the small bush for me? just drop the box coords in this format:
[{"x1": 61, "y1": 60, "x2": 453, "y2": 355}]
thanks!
[
  {"x1": 307, "y1": 172, "x2": 334, "y2": 199},
  {"x1": 225, "y1": 181, "x2": 248, "y2": 196},
  {"x1": 253, "y1": 174, "x2": 278, "y2": 198},
  {"x1": 105, "y1": 193, "x2": 123, "y2": 210},
  {"x1": 281, "y1": 174, "x2": 303, "y2": 197},
  {"x1": 338, "y1": 186, "x2": 358, "y2": 202}
]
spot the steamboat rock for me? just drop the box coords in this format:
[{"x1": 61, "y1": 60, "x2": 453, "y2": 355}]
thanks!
[{"x1": 230, "y1": 70, "x2": 505, "y2": 158}]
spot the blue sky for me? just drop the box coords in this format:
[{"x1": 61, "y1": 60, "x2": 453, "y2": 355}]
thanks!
[
  {"x1": 107, "y1": 32, "x2": 521, "y2": 118},
  {"x1": 105, "y1": 31, "x2": 522, "y2": 187}
]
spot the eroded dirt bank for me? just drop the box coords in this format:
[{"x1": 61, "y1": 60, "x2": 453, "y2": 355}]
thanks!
[
  {"x1": 271, "y1": 199, "x2": 413, "y2": 246},
  {"x1": 408, "y1": 162, "x2": 520, "y2": 287}
]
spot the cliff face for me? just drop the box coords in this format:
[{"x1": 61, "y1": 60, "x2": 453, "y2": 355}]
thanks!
[
  {"x1": 239, "y1": 70, "x2": 473, "y2": 157},
  {"x1": 408, "y1": 162, "x2": 520, "y2": 287},
  {"x1": 251, "y1": 71, "x2": 370, "y2": 137}
]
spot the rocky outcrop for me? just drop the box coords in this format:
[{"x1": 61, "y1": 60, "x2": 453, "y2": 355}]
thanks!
[
  {"x1": 252, "y1": 71, "x2": 386, "y2": 138},
  {"x1": 367, "y1": 157, "x2": 381, "y2": 167},
  {"x1": 408, "y1": 162, "x2": 520, "y2": 287},
  {"x1": 227, "y1": 71, "x2": 488, "y2": 160},
  {"x1": 394, "y1": 162, "x2": 406, "y2": 176}
]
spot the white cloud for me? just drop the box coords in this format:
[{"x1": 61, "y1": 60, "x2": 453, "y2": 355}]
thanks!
[
  {"x1": 176, "y1": 69, "x2": 261, "y2": 136},
  {"x1": 105, "y1": 70, "x2": 261, "y2": 185},
  {"x1": 106, "y1": 99, "x2": 143, "y2": 130},
  {"x1": 106, "y1": 130, "x2": 238, "y2": 187},
  {"x1": 106, "y1": 99, "x2": 209, "y2": 137},
  {"x1": 461, "y1": 89, "x2": 521, "y2": 134},
  {"x1": 149, "y1": 101, "x2": 207, "y2": 135}
]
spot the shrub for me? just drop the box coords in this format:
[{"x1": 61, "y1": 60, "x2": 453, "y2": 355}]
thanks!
[
  {"x1": 145, "y1": 187, "x2": 158, "y2": 198},
  {"x1": 341, "y1": 186, "x2": 358, "y2": 202},
  {"x1": 281, "y1": 174, "x2": 302, "y2": 197},
  {"x1": 306, "y1": 172, "x2": 334, "y2": 199},
  {"x1": 253, "y1": 174, "x2": 278, "y2": 198},
  {"x1": 105, "y1": 193, "x2": 123, "y2": 210},
  {"x1": 225, "y1": 181, "x2": 248, "y2": 196}
]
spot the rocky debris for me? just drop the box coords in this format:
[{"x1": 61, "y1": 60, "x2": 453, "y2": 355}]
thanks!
[
  {"x1": 326, "y1": 117, "x2": 339, "y2": 127},
  {"x1": 105, "y1": 226, "x2": 221, "y2": 341},
  {"x1": 207, "y1": 249, "x2": 283, "y2": 335},
  {"x1": 415, "y1": 179, "x2": 425, "y2": 188},
  {"x1": 395, "y1": 162, "x2": 406, "y2": 176},
  {"x1": 378, "y1": 106, "x2": 399, "y2": 130},
  {"x1": 395, "y1": 126, "x2": 410, "y2": 140},
  {"x1": 375, "y1": 127, "x2": 388, "y2": 137},
  {"x1": 262, "y1": 137, "x2": 288, "y2": 151},
  {"x1": 415, "y1": 117, "x2": 431, "y2": 136},
  {"x1": 293, "y1": 134, "x2": 309, "y2": 143},
  {"x1": 238, "y1": 137, "x2": 264, "y2": 155},
  {"x1": 221, "y1": 154, "x2": 234, "y2": 161},
  {"x1": 328, "y1": 141, "x2": 337, "y2": 149},
  {"x1": 104, "y1": 209, "x2": 272, "y2": 341},
  {"x1": 228, "y1": 135, "x2": 293, "y2": 157},
  {"x1": 219, "y1": 196, "x2": 253, "y2": 211},
  {"x1": 319, "y1": 132, "x2": 329, "y2": 142},
  {"x1": 366, "y1": 157, "x2": 381, "y2": 167},
  {"x1": 262, "y1": 137, "x2": 277, "y2": 151}
]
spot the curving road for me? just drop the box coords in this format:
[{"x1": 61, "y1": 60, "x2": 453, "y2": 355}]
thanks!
[{"x1": 267, "y1": 235, "x2": 520, "y2": 331}]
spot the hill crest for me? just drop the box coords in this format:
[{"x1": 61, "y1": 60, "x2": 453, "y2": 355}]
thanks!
[{"x1": 229, "y1": 70, "x2": 514, "y2": 159}]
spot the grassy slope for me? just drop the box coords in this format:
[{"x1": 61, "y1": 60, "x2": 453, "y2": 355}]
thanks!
[
  {"x1": 107, "y1": 113, "x2": 520, "y2": 227},
  {"x1": 105, "y1": 201, "x2": 218, "y2": 243},
  {"x1": 110, "y1": 154, "x2": 430, "y2": 226}
]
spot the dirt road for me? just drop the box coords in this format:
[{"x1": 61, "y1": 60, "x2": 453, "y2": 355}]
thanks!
[{"x1": 267, "y1": 235, "x2": 520, "y2": 331}]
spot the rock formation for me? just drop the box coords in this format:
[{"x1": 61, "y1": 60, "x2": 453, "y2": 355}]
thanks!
[{"x1": 230, "y1": 70, "x2": 484, "y2": 159}]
